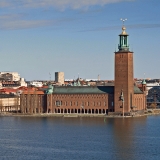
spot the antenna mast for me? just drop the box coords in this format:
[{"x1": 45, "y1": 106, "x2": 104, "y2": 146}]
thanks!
[{"x1": 49, "y1": 72, "x2": 51, "y2": 82}]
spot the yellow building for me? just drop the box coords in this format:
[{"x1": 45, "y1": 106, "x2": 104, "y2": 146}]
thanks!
[{"x1": 0, "y1": 94, "x2": 20, "y2": 112}]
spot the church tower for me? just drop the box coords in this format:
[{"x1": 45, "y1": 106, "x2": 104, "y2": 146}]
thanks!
[{"x1": 114, "y1": 21, "x2": 134, "y2": 115}]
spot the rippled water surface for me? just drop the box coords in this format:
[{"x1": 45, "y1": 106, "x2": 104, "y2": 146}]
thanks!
[{"x1": 0, "y1": 116, "x2": 160, "y2": 160}]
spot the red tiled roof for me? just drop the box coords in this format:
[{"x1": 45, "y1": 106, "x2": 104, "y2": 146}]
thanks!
[
  {"x1": 0, "y1": 86, "x2": 45, "y2": 94},
  {"x1": 22, "y1": 90, "x2": 44, "y2": 94},
  {"x1": 0, "y1": 88, "x2": 17, "y2": 92}
]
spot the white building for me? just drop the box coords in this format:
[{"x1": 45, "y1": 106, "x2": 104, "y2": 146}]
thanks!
[
  {"x1": 0, "y1": 72, "x2": 27, "y2": 89},
  {"x1": 0, "y1": 95, "x2": 20, "y2": 112},
  {"x1": 146, "y1": 82, "x2": 160, "y2": 90},
  {"x1": 0, "y1": 72, "x2": 20, "y2": 81},
  {"x1": 19, "y1": 78, "x2": 27, "y2": 87},
  {"x1": 29, "y1": 81, "x2": 43, "y2": 87}
]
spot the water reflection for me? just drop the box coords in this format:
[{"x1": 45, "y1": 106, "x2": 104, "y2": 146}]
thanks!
[
  {"x1": 0, "y1": 116, "x2": 160, "y2": 160},
  {"x1": 110, "y1": 117, "x2": 147, "y2": 160}
]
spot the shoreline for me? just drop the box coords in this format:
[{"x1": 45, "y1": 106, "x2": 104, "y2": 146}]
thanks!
[{"x1": 1, "y1": 112, "x2": 160, "y2": 118}]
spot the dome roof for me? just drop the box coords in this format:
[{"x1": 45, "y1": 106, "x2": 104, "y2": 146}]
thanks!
[
  {"x1": 121, "y1": 26, "x2": 127, "y2": 35},
  {"x1": 142, "y1": 79, "x2": 146, "y2": 85}
]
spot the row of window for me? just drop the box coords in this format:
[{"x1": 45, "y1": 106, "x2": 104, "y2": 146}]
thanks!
[
  {"x1": 22, "y1": 101, "x2": 44, "y2": 106},
  {"x1": 50, "y1": 94, "x2": 107, "y2": 98},
  {"x1": 23, "y1": 98, "x2": 42, "y2": 101},
  {"x1": 23, "y1": 95, "x2": 43, "y2": 98},
  {"x1": 50, "y1": 101, "x2": 108, "y2": 107},
  {"x1": 22, "y1": 99, "x2": 41, "y2": 102},
  {"x1": 134, "y1": 98, "x2": 143, "y2": 100},
  {"x1": 52, "y1": 96, "x2": 107, "y2": 99}
]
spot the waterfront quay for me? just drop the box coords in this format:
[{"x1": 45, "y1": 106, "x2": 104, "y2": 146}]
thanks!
[{"x1": 1, "y1": 108, "x2": 160, "y2": 118}]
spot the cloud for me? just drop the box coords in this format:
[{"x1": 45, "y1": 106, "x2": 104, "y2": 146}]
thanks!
[
  {"x1": 0, "y1": 14, "x2": 24, "y2": 20},
  {"x1": 0, "y1": 1, "x2": 10, "y2": 7},
  {"x1": 0, "y1": 13, "x2": 76, "y2": 30},
  {"x1": 0, "y1": 0, "x2": 133, "y2": 30},
  {"x1": 0, "y1": 19, "x2": 52, "y2": 30},
  {"x1": 0, "y1": 0, "x2": 133, "y2": 10}
]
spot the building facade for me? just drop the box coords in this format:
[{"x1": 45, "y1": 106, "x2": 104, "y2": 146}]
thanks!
[
  {"x1": 46, "y1": 86, "x2": 114, "y2": 114},
  {"x1": 0, "y1": 72, "x2": 20, "y2": 81},
  {"x1": 55, "y1": 72, "x2": 64, "y2": 85},
  {"x1": 114, "y1": 25, "x2": 146, "y2": 115},
  {"x1": 114, "y1": 25, "x2": 134, "y2": 114},
  {"x1": 20, "y1": 89, "x2": 46, "y2": 114},
  {"x1": 0, "y1": 94, "x2": 20, "y2": 112}
]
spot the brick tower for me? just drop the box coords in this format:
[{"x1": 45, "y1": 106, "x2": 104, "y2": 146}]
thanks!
[{"x1": 114, "y1": 23, "x2": 134, "y2": 115}]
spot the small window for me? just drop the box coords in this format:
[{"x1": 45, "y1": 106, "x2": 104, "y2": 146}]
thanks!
[{"x1": 55, "y1": 101, "x2": 62, "y2": 107}]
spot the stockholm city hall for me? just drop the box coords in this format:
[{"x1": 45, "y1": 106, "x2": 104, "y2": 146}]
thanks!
[
  {"x1": 20, "y1": 22, "x2": 146, "y2": 116},
  {"x1": 114, "y1": 21, "x2": 146, "y2": 115}
]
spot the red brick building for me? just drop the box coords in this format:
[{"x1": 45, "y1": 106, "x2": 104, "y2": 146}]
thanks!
[
  {"x1": 46, "y1": 86, "x2": 114, "y2": 114},
  {"x1": 20, "y1": 88, "x2": 46, "y2": 114}
]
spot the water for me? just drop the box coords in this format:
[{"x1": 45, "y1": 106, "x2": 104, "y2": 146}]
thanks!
[{"x1": 0, "y1": 116, "x2": 160, "y2": 160}]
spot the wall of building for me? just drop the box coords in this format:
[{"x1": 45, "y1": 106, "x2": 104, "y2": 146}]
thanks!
[
  {"x1": 20, "y1": 94, "x2": 46, "y2": 114},
  {"x1": 55, "y1": 72, "x2": 64, "y2": 85},
  {"x1": 114, "y1": 52, "x2": 134, "y2": 113},
  {"x1": 133, "y1": 94, "x2": 146, "y2": 111},
  {"x1": 0, "y1": 72, "x2": 20, "y2": 81},
  {"x1": 19, "y1": 91, "x2": 146, "y2": 115},
  {"x1": 108, "y1": 94, "x2": 114, "y2": 112},
  {"x1": 47, "y1": 93, "x2": 109, "y2": 114},
  {"x1": 0, "y1": 97, "x2": 20, "y2": 112}
]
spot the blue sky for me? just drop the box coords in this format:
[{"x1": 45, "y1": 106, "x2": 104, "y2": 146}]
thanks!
[{"x1": 0, "y1": 0, "x2": 160, "y2": 80}]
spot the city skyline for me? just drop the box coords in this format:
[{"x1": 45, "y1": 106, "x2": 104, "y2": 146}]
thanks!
[{"x1": 0, "y1": 0, "x2": 160, "y2": 80}]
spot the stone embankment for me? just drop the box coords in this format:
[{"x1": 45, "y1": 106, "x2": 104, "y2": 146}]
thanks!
[
  {"x1": 1, "y1": 109, "x2": 160, "y2": 118},
  {"x1": 146, "y1": 109, "x2": 160, "y2": 115}
]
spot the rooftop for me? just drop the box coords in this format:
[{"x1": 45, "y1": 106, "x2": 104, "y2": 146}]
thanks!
[
  {"x1": 53, "y1": 86, "x2": 114, "y2": 94},
  {"x1": 52, "y1": 86, "x2": 143, "y2": 94}
]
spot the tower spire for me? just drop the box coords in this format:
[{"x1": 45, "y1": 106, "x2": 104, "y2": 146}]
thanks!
[
  {"x1": 118, "y1": 18, "x2": 129, "y2": 51},
  {"x1": 142, "y1": 73, "x2": 146, "y2": 85},
  {"x1": 114, "y1": 19, "x2": 134, "y2": 115}
]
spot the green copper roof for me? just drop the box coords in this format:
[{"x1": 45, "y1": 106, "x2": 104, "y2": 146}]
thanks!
[
  {"x1": 118, "y1": 26, "x2": 129, "y2": 51},
  {"x1": 134, "y1": 86, "x2": 143, "y2": 94},
  {"x1": 51, "y1": 86, "x2": 143, "y2": 94},
  {"x1": 53, "y1": 86, "x2": 114, "y2": 94},
  {"x1": 46, "y1": 85, "x2": 54, "y2": 94},
  {"x1": 142, "y1": 79, "x2": 146, "y2": 85}
]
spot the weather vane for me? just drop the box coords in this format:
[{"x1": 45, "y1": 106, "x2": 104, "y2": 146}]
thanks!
[{"x1": 120, "y1": 18, "x2": 127, "y2": 26}]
